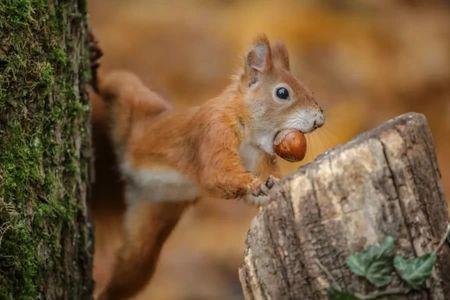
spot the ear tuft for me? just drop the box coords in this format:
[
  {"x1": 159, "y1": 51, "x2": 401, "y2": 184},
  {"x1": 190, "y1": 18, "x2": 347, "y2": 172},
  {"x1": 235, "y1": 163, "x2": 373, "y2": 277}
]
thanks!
[
  {"x1": 272, "y1": 41, "x2": 290, "y2": 70},
  {"x1": 246, "y1": 34, "x2": 272, "y2": 73}
]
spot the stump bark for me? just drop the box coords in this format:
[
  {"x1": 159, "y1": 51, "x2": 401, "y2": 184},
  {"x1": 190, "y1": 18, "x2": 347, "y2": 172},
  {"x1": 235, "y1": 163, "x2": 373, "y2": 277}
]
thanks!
[{"x1": 239, "y1": 113, "x2": 450, "y2": 300}]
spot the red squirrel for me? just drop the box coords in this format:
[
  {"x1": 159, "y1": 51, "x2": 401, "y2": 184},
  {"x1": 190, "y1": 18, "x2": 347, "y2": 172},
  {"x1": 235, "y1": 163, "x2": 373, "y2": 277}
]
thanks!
[{"x1": 94, "y1": 35, "x2": 324, "y2": 299}]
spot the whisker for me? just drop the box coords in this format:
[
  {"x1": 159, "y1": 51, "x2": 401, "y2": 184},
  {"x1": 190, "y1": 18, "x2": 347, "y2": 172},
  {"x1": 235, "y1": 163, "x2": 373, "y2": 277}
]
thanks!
[
  {"x1": 309, "y1": 134, "x2": 318, "y2": 159},
  {"x1": 305, "y1": 133, "x2": 313, "y2": 160},
  {"x1": 314, "y1": 132, "x2": 326, "y2": 155},
  {"x1": 322, "y1": 126, "x2": 340, "y2": 142}
]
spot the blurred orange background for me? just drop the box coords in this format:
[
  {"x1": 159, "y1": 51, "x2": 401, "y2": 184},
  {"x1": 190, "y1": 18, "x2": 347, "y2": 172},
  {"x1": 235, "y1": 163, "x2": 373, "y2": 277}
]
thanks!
[{"x1": 88, "y1": 1, "x2": 450, "y2": 299}]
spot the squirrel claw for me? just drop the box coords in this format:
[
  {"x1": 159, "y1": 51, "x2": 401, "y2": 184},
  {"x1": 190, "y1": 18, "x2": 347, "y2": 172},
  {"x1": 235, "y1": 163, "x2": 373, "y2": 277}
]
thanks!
[
  {"x1": 246, "y1": 193, "x2": 271, "y2": 206},
  {"x1": 247, "y1": 175, "x2": 280, "y2": 206},
  {"x1": 265, "y1": 175, "x2": 279, "y2": 189}
]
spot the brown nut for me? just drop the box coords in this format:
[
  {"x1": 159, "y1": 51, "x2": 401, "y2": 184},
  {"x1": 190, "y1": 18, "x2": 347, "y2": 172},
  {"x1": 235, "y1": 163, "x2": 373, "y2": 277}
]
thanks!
[{"x1": 273, "y1": 129, "x2": 307, "y2": 162}]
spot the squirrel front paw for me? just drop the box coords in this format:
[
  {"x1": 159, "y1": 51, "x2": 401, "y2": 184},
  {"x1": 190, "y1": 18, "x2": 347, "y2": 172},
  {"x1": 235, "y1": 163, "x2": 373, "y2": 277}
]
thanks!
[{"x1": 246, "y1": 175, "x2": 279, "y2": 206}]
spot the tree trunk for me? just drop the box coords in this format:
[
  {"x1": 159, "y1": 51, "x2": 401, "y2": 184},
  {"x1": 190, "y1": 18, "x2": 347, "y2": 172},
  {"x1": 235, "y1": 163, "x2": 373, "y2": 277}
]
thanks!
[
  {"x1": 239, "y1": 113, "x2": 450, "y2": 300},
  {"x1": 0, "y1": 1, "x2": 93, "y2": 299}
]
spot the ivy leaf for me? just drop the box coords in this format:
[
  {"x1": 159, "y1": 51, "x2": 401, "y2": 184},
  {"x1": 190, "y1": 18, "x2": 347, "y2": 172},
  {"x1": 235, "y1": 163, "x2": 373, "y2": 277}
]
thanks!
[
  {"x1": 365, "y1": 260, "x2": 393, "y2": 287},
  {"x1": 374, "y1": 236, "x2": 396, "y2": 259},
  {"x1": 394, "y1": 253, "x2": 436, "y2": 290},
  {"x1": 347, "y1": 236, "x2": 395, "y2": 287},
  {"x1": 327, "y1": 287, "x2": 360, "y2": 300}
]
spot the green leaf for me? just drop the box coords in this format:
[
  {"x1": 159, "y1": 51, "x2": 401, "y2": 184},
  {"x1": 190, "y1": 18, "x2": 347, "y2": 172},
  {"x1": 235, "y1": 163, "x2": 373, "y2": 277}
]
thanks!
[
  {"x1": 327, "y1": 287, "x2": 361, "y2": 300},
  {"x1": 347, "y1": 236, "x2": 395, "y2": 287},
  {"x1": 394, "y1": 253, "x2": 437, "y2": 290},
  {"x1": 376, "y1": 236, "x2": 396, "y2": 258},
  {"x1": 347, "y1": 253, "x2": 368, "y2": 276},
  {"x1": 366, "y1": 260, "x2": 393, "y2": 287}
]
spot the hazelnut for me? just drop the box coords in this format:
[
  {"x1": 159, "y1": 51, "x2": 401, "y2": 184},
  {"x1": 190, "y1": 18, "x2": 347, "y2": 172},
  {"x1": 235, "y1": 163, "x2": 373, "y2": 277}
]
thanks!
[{"x1": 273, "y1": 129, "x2": 307, "y2": 162}]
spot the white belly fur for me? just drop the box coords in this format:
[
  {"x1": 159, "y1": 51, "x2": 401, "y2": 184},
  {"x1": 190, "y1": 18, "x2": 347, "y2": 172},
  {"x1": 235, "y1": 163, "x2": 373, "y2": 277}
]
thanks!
[
  {"x1": 121, "y1": 161, "x2": 199, "y2": 204},
  {"x1": 239, "y1": 140, "x2": 264, "y2": 174}
]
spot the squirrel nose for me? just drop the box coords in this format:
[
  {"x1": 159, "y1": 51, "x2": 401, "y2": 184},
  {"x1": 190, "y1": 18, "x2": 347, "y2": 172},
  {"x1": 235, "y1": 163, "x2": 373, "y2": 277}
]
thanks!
[
  {"x1": 313, "y1": 109, "x2": 324, "y2": 129},
  {"x1": 313, "y1": 120, "x2": 321, "y2": 129}
]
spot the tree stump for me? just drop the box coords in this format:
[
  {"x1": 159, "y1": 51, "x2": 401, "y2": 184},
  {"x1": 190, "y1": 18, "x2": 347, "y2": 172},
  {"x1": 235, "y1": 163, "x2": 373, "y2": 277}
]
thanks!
[{"x1": 239, "y1": 113, "x2": 449, "y2": 300}]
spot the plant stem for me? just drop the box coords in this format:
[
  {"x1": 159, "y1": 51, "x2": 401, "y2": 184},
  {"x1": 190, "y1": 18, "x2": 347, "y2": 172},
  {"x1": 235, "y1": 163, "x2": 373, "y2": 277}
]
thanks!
[
  {"x1": 435, "y1": 224, "x2": 450, "y2": 253},
  {"x1": 315, "y1": 258, "x2": 340, "y2": 289},
  {"x1": 355, "y1": 287, "x2": 410, "y2": 300}
]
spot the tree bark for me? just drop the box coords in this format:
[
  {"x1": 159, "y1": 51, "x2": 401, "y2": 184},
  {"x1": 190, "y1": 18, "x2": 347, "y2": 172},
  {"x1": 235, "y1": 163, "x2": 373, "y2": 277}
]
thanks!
[
  {"x1": 239, "y1": 113, "x2": 450, "y2": 300},
  {"x1": 0, "y1": 1, "x2": 93, "y2": 299}
]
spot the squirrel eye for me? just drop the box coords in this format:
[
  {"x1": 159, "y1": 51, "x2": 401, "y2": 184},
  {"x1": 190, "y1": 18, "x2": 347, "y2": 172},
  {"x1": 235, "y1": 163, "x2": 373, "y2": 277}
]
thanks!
[{"x1": 276, "y1": 87, "x2": 289, "y2": 100}]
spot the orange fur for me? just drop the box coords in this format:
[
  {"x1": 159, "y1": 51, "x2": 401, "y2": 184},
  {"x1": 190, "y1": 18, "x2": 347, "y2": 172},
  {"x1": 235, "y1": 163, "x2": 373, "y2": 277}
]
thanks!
[
  {"x1": 95, "y1": 35, "x2": 324, "y2": 299},
  {"x1": 98, "y1": 201, "x2": 188, "y2": 300}
]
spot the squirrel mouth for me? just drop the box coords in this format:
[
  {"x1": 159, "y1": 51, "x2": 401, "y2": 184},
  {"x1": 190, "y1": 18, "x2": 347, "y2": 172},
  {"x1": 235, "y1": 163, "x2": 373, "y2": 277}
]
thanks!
[{"x1": 273, "y1": 128, "x2": 303, "y2": 145}]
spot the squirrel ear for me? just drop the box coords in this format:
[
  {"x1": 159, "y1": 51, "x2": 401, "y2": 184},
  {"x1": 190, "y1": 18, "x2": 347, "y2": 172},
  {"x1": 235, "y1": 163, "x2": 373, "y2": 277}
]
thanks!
[
  {"x1": 246, "y1": 35, "x2": 272, "y2": 73},
  {"x1": 272, "y1": 41, "x2": 290, "y2": 70}
]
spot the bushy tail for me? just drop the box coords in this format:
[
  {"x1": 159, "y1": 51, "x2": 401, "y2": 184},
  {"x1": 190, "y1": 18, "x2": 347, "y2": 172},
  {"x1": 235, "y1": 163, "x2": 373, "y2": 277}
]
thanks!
[{"x1": 97, "y1": 71, "x2": 171, "y2": 154}]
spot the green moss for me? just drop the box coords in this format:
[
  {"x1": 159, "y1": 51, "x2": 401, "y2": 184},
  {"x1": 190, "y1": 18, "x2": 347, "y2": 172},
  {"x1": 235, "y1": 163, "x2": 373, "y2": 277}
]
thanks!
[
  {"x1": 51, "y1": 47, "x2": 69, "y2": 66},
  {"x1": 38, "y1": 61, "x2": 55, "y2": 87},
  {"x1": 0, "y1": 0, "x2": 92, "y2": 298}
]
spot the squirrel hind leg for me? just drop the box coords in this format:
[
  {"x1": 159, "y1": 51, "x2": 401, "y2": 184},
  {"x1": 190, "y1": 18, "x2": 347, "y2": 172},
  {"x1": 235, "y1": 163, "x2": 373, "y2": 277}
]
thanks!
[
  {"x1": 97, "y1": 200, "x2": 190, "y2": 300},
  {"x1": 97, "y1": 71, "x2": 171, "y2": 152},
  {"x1": 98, "y1": 71, "x2": 141, "y2": 104}
]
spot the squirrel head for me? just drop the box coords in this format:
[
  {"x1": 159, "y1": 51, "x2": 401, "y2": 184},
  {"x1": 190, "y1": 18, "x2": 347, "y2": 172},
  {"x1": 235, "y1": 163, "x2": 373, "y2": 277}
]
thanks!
[{"x1": 239, "y1": 35, "x2": 324, "y2": 154}]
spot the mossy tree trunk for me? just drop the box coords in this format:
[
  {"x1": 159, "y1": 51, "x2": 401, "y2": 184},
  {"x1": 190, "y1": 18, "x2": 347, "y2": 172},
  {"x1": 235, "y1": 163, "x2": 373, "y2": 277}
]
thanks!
[{"x1": 0, "y1": 0, "x2": 93, "y2": 299}]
